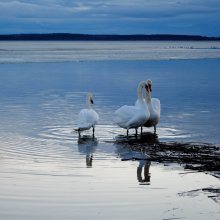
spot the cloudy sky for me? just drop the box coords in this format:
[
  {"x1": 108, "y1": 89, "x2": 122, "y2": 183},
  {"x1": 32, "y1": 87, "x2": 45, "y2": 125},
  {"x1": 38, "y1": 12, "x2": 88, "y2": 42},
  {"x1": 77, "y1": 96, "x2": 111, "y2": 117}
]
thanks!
[{"x1": 0, "y1": 0, "x2": 219, "y2": 36}]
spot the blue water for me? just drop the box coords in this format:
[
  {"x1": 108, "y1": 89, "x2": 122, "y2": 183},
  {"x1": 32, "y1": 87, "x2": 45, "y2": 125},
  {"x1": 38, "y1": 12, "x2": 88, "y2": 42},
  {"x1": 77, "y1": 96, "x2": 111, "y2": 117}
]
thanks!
[
  {"x1": 1, "y1": 59, "x2": 220, "y2": 144},
  {"x1": 0, "y1": 42, "x2": 220, "y2": 220}
]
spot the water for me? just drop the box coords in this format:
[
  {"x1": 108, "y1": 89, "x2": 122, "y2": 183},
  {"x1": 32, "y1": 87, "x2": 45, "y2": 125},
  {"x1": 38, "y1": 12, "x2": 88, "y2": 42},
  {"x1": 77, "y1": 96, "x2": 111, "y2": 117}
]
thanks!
[
  {"x1": 0, "y1": 41, "x2": 220, "y2": 63},
  {"x1": 0, "y1": 41, "x2": 220, "y2": 219}
]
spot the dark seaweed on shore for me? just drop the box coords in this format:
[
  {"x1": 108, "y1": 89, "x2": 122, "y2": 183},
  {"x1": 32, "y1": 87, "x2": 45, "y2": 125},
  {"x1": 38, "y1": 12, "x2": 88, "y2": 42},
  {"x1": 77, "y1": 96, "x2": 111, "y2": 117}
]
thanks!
[
  {"x1": 135, "y1": 142, "x2": 220, "y2": 172},
  {"x1": 114, "y1": 137, "x2": 220, "y2": 178}
]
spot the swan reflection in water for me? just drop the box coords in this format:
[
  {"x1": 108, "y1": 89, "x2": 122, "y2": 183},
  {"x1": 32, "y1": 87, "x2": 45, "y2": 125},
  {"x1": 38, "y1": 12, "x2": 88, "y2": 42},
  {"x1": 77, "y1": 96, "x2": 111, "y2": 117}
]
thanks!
[
  {"x1": 78, "y1": 136, "x2": 98, "y2": 167},
  {"x1": 137, "y1": 160, "x2": 151, "y2": 184},
  {"x1": 114, "y1": 132, "x2": 157, "y2": 184}
]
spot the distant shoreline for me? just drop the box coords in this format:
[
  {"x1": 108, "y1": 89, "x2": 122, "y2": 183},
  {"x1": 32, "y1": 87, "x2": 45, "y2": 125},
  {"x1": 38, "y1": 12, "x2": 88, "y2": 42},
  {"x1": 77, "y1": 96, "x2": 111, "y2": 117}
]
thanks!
[{"x1": 0, "y1": 33, "x2": 219, "y2": 41}]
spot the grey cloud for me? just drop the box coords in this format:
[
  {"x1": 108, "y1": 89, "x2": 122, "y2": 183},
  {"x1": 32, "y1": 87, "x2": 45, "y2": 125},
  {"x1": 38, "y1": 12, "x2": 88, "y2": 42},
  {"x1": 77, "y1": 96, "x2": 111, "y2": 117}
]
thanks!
[
  {"x1": 0, "y1": 0, "x2": 220, "y2": 36},
  {"x1": 0, "y1": 1, "x2": 219, "y2": 20}
]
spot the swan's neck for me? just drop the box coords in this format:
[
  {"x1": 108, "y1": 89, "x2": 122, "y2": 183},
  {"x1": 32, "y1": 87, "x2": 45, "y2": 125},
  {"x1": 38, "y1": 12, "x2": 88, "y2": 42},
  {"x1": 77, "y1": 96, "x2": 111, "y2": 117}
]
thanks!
[
  {"x1": 145, "y1": 90, "x2": 154, "y2": 110},
  {"x1": 138, "y1": 83, "x2": 144, "y2": 102},
  {"x1": 86, "y1": 96, "x2": 92, "y2": 109},
  {"x1": 145, "y1": 89, "x2": 151, "y2": 103}
]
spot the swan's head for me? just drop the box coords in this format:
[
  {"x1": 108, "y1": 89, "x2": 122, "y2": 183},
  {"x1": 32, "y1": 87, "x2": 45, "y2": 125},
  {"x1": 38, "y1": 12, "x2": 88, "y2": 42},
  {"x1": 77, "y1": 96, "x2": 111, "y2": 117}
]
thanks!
[
  {"x1": 138, "y1": 81, "x2": 147, "y2": 93},
  {"x1": 139, "y1": 81, "x2": 146, "y2": 87},
  {"x1": 145, "y1": 79, "x2": 152, "y2": 92},
  {"x1": 138, "y1": 81, "x2": 147, "y2": 89},
  {"x1": 87, "y1": 93, "x2": 94, "y2": 104}
]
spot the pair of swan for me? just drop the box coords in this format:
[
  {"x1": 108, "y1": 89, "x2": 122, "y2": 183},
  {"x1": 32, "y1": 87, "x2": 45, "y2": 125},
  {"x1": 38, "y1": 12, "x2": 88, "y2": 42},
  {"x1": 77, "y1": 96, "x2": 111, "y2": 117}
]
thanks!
[
  {"x1": 76, "y1": 79, "x2": 160, "y2": 136},
  {"x1": 113, "y1": 81, "x2": 149, "y2": 136},
  {"x1": 135, "y1": 79, "x2": 161, "y2": 133},
  {"x1": 114, "y1": 79, "x2": 160, "y2": 135}
]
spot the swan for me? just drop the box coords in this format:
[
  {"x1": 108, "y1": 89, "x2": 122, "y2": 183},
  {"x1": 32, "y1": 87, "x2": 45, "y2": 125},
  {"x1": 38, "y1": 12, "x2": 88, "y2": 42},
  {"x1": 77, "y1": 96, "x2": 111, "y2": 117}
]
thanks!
[
  {"x1": 135, "y1": 79, "x2": 161, "y2": 133},
  {"x1": 113, "y1": 81, "x2": 150, "y2": 136},
  {"x1": 76, "y1": 93, "x2": 99, "y2": 136}
]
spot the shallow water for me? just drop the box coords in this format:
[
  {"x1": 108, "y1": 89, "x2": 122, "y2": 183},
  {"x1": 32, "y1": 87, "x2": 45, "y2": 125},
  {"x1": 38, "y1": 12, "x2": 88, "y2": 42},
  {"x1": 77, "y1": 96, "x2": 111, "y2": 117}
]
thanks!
[
  {"x1": 1, "y1": 60, "x2": 220, "y2": 144},
  {"x1": 0, "y1": 44, "x2": 220, "y2": 219}
]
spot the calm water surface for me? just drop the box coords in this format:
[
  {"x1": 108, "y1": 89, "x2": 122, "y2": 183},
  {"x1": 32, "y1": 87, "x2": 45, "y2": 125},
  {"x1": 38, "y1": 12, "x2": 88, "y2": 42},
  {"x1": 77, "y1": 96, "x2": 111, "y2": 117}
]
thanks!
[{"x1": 0, "y1": 42, "x2": 220, "y2": 219}]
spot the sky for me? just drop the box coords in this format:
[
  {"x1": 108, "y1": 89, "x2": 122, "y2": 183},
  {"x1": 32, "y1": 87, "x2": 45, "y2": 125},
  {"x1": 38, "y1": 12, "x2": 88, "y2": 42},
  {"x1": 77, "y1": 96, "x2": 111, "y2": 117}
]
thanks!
[{"x1": 0, "y1": 0, "x2": 220, "y2": 36}]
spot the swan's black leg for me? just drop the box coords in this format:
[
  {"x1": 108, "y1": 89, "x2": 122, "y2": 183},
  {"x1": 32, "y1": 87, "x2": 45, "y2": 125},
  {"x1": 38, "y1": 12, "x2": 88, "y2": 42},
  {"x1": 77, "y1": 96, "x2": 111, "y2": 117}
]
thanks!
[
  {"x1": 141, "y1": 127, "x2": 143, "y2": 136},
  {"x1": 78, "y1": 131, "x2": 81, "y2": 137},
  {"x1": 135, "y1": 129, "x2": 138, "y2": 139},
  {"x1": 93, "y1": 128, "x2": 95, "y2": 138},
  {"x1": 154, "y1": 125, "x2": 156, "y2": 133},
  {"x1": 127, "y1": 130, "x2": 129, "y2": 138}
]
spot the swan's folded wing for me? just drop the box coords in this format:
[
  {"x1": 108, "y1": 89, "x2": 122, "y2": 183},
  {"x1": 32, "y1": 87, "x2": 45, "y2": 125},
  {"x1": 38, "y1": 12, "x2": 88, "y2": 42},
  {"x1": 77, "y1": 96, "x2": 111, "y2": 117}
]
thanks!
[
  {"x1": 135, "y1": 99, "x2": 145, "y2": 108},
  {"x1": 78, "y1": 109, "x2": 99, "y2": 126},
  {"x1": 77, "y1": 109, "x2": 92, "y2": 129},
  {"x1": 85, "y1": 109, "x2": 99, "y2": 125},
  {"x1": 114, "y1": 105, "x2": 139, "y2": 123},
  {"x1": 152, "y1": 98, "x2": 161, "y2": 114},
  {"x1": 78, "y1": 109, "x2": 86, "y2": 125}
]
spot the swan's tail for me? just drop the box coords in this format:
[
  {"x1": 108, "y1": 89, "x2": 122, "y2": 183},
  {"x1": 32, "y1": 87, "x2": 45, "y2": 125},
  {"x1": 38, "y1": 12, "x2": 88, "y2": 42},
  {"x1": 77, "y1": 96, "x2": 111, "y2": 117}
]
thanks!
[{"x1": 77, "y1": 122, "x2": 93, "y2": 131}]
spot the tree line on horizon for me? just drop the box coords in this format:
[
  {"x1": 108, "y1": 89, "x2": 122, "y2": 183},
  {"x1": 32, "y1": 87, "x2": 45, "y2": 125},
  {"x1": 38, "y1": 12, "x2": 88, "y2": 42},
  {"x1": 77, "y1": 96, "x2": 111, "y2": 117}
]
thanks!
[{"x1": 0, "y1": 33, "x2": 219, "y2": 41}]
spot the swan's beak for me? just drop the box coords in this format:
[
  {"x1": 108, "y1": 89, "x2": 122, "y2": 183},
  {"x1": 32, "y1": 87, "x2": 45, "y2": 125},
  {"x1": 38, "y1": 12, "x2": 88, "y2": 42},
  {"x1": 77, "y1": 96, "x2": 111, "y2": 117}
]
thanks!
[
  {"x1": 91, "y1": 100, "x2": 94, "y2": 104},
  {"x1": 149, "y1": 85, "x2": 152, "y2": 92},
  {"x1": 145, "y1": 85, "x2": 149, "y2": 92}
]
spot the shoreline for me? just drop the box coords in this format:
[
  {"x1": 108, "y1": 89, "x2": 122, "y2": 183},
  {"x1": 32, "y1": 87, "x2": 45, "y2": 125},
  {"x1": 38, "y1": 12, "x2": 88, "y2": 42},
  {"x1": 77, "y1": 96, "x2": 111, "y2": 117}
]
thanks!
[{"x1": 0, "y1": 33, "x2": 219, "y2": 41}]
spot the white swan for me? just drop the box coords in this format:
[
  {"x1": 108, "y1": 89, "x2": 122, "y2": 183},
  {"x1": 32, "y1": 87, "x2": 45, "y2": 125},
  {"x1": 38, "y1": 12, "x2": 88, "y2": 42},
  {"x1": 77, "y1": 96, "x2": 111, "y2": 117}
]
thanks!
[
  {"x1": 114, "y1": 81, "x2": 150, "y2": 136},
  {"x1": 135, "y1": 79, "x2": 161, "y2": 133},
  {"x1": 76, "y1": 93, "x2": 99, "y2": 136}
]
